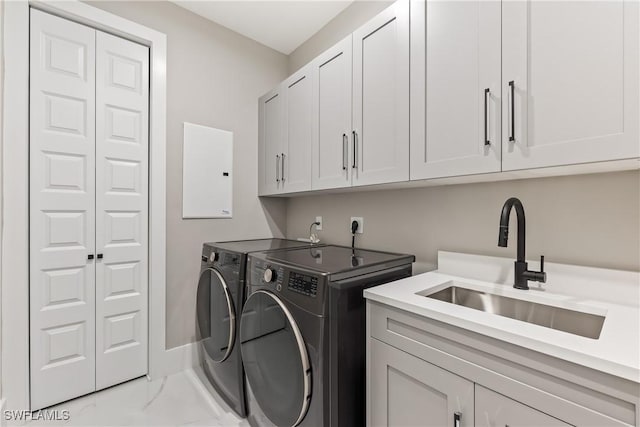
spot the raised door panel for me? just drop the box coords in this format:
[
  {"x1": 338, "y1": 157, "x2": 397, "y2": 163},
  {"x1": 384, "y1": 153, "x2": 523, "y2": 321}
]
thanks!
[
  {"x1": 258, "y1": 87, "x2": 283, "y2": 195},
  {"x1": 369, "y1": 339, "x2": 474, "y2": 427},
  {"x1": 29, "y1": 9, "x2": 96, "y2": 410},
  {"x1": 475, "y1": 385, "x2": 570, "y2": 427},
  {"x1": 95, "y1": 31, "x2": 149, "y2": 390},
  {"x1": 353, "y1": 0, "x2": 410, "y2": 186},
  {"x1": 502, "y1": 1, "x2": 639, "y2": 170},
  {"x1": 311, "y1": 36, "x2": 353, "y2": 190},
  {"x1": 410, "y1": 0, "x2": 501, "y2": 180},
  {"x1": 283, "y1": 66, "x2": 312, "y2": 193}
]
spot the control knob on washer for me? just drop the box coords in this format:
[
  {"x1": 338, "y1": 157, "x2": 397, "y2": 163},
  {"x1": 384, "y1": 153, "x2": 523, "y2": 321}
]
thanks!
[
  {"x1": 263, "y1": 268, "x2": 276, "y2": 283},
  {"x1": 209, "y1": 252, "x2": 219, "y2": 263}
]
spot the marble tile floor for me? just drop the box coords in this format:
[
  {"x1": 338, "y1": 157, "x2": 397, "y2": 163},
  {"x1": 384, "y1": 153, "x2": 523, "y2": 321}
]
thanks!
[{"x1": 19, "y1": 368, "x2": 250, "y2": 427}]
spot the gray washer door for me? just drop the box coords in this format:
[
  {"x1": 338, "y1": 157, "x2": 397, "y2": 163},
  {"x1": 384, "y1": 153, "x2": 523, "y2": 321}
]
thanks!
[
  {"x1": 240, "y1": 290, "x2": 311, "y2": 427},
  {"x1": 196, "y1": 268, "x2": 235, "y2": 363}
]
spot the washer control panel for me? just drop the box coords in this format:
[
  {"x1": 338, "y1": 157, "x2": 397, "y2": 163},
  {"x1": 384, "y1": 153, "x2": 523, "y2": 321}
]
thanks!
[
  {"x1": 287, "y1": 272, "x2": 318, "y2": 298},
  {"x1": 248, "y1": 256, "x2": 326, "y2": 315}
]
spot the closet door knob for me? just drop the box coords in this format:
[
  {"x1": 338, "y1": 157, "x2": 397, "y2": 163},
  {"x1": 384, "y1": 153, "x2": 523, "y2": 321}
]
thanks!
[
  {"x1": 97, "y1": 254, "x2": 104, "y2": 259},
  {"x1": 88, "y1": 254, "x2": 94, "y2": 260}
]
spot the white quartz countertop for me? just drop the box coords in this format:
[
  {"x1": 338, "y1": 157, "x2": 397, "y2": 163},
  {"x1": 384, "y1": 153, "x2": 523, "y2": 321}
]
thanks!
[{"x1": 364, "y1": 252, "x2": 640, "y2": 383}]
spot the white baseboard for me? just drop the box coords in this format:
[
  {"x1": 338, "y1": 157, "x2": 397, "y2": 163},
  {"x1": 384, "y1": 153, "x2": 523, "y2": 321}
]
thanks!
[
  {"x1": 185, "y1": 368, "x2": 227, "y2": 417},
  {"x1": 186, "y1": 366, "x2": 249, "y2": 426},
  {"x1": 0, "y1": 399, "x2": 6, "y2": 427},
  {"x1": 154, "y1": 342, "x2": 201, "y2": 380}
]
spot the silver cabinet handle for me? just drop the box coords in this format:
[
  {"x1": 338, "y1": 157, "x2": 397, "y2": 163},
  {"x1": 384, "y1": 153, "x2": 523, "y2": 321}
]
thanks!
[
  {"x1": 342, "y1": 133, "x2": 348, "y2": 170},
  {"x1": 281, "y1": 153, "x2": 286, "y2": 182},
  {"x1": 352, "y1": 130, "x2": 358, "y2": 169},
  {"x1": 276, "y1": 155, "x2": 280, "y2": 182},
  {"x1": 508, "y1": 80, "x2": 515, "y2": 142},
  {"x1": 454, "y1": 412, "x2": 461, "y2": 427},
  {"x1": 484, "y1": 88, "x2": 491, "y2": 146}
]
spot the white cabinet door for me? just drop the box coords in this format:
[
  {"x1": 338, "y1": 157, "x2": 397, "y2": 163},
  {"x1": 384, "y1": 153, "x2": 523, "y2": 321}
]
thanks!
[
  {"x1": 353, "y1": 0, "x2": 410, "y2": 186},
  {"x1": 311, "y1": 36, "x2": 353, "y2": 190},
  {"x1": 29, "y1": 9, "x2": 97, "y2": 410},
  {"x1": 258, "y1": 87, "x2": 284, "y2": 195},
  {"x1": 95, "y1": 31, "x2": 149, "y2": 391},
  {"x1": 410, "y1": 0, "x2": 501, "y2": 180},
  {"x1": 476, "y1": 385, "x2": 570, "y2": 427},
  {"x1": 282, "y1": 66, "x2": 312, "y2": 193},
  {"x1": 502, "y1": 0, "x2": 639, "y2": 170},
  {"x1": 369, "y1": 339, "x2": 474, "y2": 427}
]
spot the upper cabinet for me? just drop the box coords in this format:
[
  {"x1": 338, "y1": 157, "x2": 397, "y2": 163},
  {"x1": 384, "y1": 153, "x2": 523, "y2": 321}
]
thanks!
[
  {"x1": 352, "y1": 0, "x2": 410, "y2": 186},
  {"x1": 311, "y1": 36, "x2": 353, "y2": 191},
  {"x1": 264, "y1": 1, "x2": 410, "y2": 195},
  {"x1": 410, "y1": 0, "x2": 501, "y2": 179},
  {"x1": 282, "y1": 65, "x2": 313, "y2": 193},
  {"x1": 259, "y1": 66, "x2": 313, "y2": 196},
  {"x1": 258, "y1": 86, "x2": 283, "y2": 196},
  {"x1": 259, "y1": 0, "x2": 639, "y2": 196},
  {"x1": 502, "y1": 0, "x2": 639, "y2": 170},
  {"x1": 310, "y1": 0, "x2": 410, "y2": 192}
]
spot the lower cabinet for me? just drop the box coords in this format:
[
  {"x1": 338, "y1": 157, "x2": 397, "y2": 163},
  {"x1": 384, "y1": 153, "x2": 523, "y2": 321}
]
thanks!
[
  {"x1": 368, "y1": 338, "x2": 610, "y2": 427},
  {"x1": 475, "y1": 385, "x2": 569, "y2": 427},
  {"x1": 367, "y1": 302, "x2": 636, "y2": 427},
  {"x1": 369, "y1": 339, "x2": 474, "y2": 427}
]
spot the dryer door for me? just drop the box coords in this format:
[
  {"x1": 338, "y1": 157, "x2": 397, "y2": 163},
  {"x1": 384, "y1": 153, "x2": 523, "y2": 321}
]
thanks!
[
  {"x1": 196, "y1": 267, "x2": 236, "y2": 363},
  {"x1": 240, "y1": 290, "x2": 311, "y2": 427}
]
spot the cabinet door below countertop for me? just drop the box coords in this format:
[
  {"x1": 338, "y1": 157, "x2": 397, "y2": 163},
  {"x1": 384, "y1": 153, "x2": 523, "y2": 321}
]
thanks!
[
  {"x1": 369, "y1": 338, "x2": 474, "y2": 427},
  {"x1": 475, "y1": 385, "x2": 570, "y2": 427}
]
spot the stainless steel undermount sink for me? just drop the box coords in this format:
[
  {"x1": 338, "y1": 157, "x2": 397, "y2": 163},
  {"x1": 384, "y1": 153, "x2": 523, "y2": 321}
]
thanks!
[{"x1": 421, "y1": 285, "x2": 605, "y2": 339}]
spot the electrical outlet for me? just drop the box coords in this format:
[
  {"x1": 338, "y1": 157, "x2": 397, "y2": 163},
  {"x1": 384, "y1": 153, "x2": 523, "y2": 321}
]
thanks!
[
  {"x1": 315, "y1": 216, "x2": 323, "y2": 231},
  {"x1": 350, "y1": 217, "x2": 364, "y2": 234}
]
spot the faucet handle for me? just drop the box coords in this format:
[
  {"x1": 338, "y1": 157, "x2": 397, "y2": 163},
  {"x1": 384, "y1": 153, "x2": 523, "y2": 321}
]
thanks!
[
  {"x1": 537, "y1": 255, "x2": 547, "y2": 283},
  {"x1": 523, "y1": 255, "x2": 547, "y2": 284}
]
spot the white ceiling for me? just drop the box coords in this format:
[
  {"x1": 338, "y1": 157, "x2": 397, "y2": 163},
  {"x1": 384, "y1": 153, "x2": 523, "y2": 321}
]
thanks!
[{"x1": 170, "y1": 1, "x2": 354, "y2": 55}]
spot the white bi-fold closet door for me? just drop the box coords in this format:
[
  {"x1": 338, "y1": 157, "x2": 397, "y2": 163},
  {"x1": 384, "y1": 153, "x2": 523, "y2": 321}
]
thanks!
[{"x1": 29, "y1": 9, "x2": 149, "y2": 410}]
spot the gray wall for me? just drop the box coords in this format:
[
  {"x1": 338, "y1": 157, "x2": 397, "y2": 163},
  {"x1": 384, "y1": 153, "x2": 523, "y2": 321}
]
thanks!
[
  {"x1": 87, "y1": 1, "x2": 289, "y2": 348},
  {"x1": 285, "y1": 4, "x2": 640, "y2": 274},
  {"x1": 286, "y1": 171, "x2": 640, "y2": 273}
]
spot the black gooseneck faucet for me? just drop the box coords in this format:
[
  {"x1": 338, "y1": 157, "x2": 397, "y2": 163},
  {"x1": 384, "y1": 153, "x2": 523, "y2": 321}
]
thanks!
[{"x1": 498, "y1": 197, "x2": 546, "y2": 290}]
